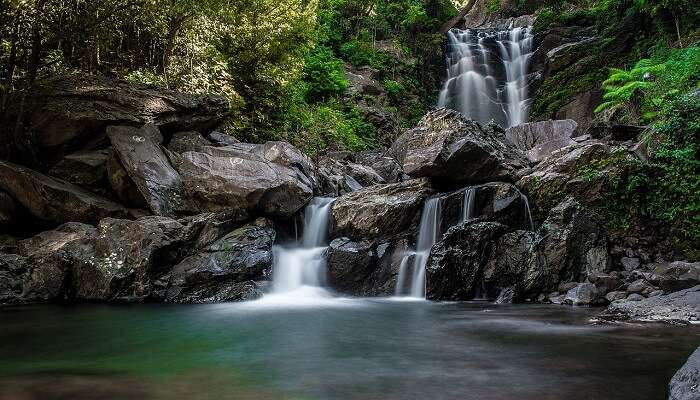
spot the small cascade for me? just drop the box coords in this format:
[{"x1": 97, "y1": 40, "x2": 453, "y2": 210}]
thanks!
[
  {"x1": 461, "y1": 187, "x2": 476, "y2": 223},
  {"x1": 269, "y1": 197, "x2": 334, "y2": 298},
  {"x1": 395, "y1": 197, "x2": 442, "y2": 298},
  {"x1": 521, "y1": 193, "x2": 534, "y2": 231},
  {"x1": 437, "y1": 25, "x2": 534, "y2": 128}
]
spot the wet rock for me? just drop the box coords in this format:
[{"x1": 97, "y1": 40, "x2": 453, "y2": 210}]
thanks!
[
  {"x1": 626, "y1": 293, "x2": 645, "y2": 301},
  {"x1": 165, "y1": 218, "x2": 275, "y2": 303},
  {"x1": 172, "y1": 144, "x2": 313, "y2": 218},
  {"x1": 588, "y1": 273, "x2": 623, "y2": 294},
  {"x1": 167, "y1": 131, "x2": 212, "y2": 154},
  {"x1": 0, "y1": 160, "x2": 131, "y2": 225},
  {"x1": 605, "y1": 291, "x2": 627, "y2": 302},
  {"x1": 564, "y1": 282, "x2": 600, "y2": 306},
  {"x1": 495, "y1": 287, "x2": 515, "y2": 304},
  {"x1": 505, "y1": 119, "x2": 577, "y2": 163},
  {"x1": 392, "y1": 109, "x2": 527, "y2": 184},
  {"x1": 669, "y1": 346, "x2": 700, "y2": 400},
  {"x1": 330, "y1": 179, "x2": 432, "y2": 240},
  {"x1": 0, "y1": 253, "x2": 29, "y2": 304},
  {"x1": 207, "y1": 131, "x2": 240, "y2": 146},
  {"x1": 106, "y1": 151, "x2": 148, "y2": 208},
  {"x1": 107, "y1": 125, "x2": 185, "y2": 217},
  {"x1": 627, "y1": 279, "x2": 655, "y2": 295},
  {"x1": 0, "y1": 191, "x2": 18, "y2": 225},
  {"x1": 317, "y1": 156, "x2": 385, "y2": 196},
  {"x1": 601, "y1": 285, "x2": 700, "y2": 324},
  {"x1": 327, "y1": 238, "x2": 376, "y2": 295},
  {"x1": 2, "y1": 75, "x2": 228, "y2": 166},
  {"x1": 426, "y1": 222, "x2": 509, "y2": 300},
  {"x1": 48, "y1": 149, "x2": 110, "y2": 191},
  {"x1": 554, "y1": 88, "x2": 603, "y2": 135},
  {"x1": 351, "y1": 150, "x2": 404, "y2": 183},
  {"x1": 545, "y1": 37, "x2": 598, "y2": 75}
]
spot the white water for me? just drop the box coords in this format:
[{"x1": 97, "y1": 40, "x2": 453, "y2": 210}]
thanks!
[
  {"x1": 395, "y1": 197, "x2": 442, "y2": 298},
  {"x1": 462, "y1": 187, "x2": 476, "y2": 223},
  {"x1": 256, "y1": 197, "x2": 342, "y2": 306},
  {"x1": 437, "y1": 26, "x2": 534, "y2": 128}
]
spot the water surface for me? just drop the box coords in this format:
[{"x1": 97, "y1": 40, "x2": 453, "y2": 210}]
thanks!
[{"x1": 1, "y1": 300, "x2": 697, "y2": 400}]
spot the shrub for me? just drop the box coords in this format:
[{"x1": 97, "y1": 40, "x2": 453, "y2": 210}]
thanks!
[{"x1": 302, "y1": 46, "x2": 349, "y2": 102}]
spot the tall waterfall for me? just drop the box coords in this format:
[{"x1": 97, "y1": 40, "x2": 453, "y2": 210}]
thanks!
[
  {"x1": 270, "y1": 197, "x2": 334, "y2": 298},
  {"x1": 395, "y1": 197, "x2": 442, "y2": 298},
  {"x1": 437, "y1": 26, "x2": 534, "y2": 128}
]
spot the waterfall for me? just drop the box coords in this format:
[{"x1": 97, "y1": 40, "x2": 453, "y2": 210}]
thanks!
[
  {"x1": 461, "y1": 187, "x2": 476, "y2": 223},
  {"x1": 437, "y1": 26, "x2": 534, "y2": 128},
  {"x1": 395, "y1": 197, "x2": 442, "y2": 298},
  {"x1": 270, "y1": 197, "x2": 334, "y2": 297},
  {"x1": 521, "y1": 193, "x2": 534, "y2": 231}
]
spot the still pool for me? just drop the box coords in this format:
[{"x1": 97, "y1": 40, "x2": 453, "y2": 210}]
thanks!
[{"x1": 1, "y1": 299, "x2": 698, "y2": 400}]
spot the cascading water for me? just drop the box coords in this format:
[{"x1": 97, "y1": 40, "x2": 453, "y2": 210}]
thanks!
[
  {"x1": 462, "y1": 187, "x2": 476, "y2": 223},
  {"x1": 395, "y1": 197, "x2": 442, "y2": 298},
  {"x1": 267, "y1": 197, "x2": 334, "y2": 301},
  {"x1": 437, "y1": 25, "x2": 534, "y2": 128}
]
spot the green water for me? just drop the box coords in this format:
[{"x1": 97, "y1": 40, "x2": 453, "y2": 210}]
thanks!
[{"x1": 0, "y1": 300, "x2": 697, "y2": 400}]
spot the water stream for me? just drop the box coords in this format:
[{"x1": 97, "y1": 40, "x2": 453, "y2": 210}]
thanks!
[{"x1": 437, "y1": 26, "x2": 534, "y2": 127}]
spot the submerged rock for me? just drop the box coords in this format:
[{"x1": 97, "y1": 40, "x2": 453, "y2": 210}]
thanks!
[
  {"x1": 669, "y1": 346, "x2": 700, "y2": 400},
  {"x1": 391, "y1": 109, "x2": 527, "y2": 184},
  {"x1": 330, "y1": 179, "x2": 432, "y2": 240},
  {"x1": 0, "y1": 160, "x2": 131, "y2": 225}
]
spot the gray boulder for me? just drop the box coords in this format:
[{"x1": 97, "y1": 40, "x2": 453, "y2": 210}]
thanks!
[
  {"x1": 392, "y1": 109, "x2": 527, "y2": 184},
  {"x1": 107, "y1": 125, "x2": 185, "y2": 217},
  {"x1": 602, "y1": 285, "x2": 700, "y2": 324},
  {"x1": 330, "y1": 179, "x2": 432, "y2": 240},
  {"x1": 669, "y1": 346, "x2": 700, "y2": 400},
  {"x1": 0, "y1": 191, "x2": 18, "y2": 225},
  {"x1": 0, "y1": 160, "x2": 131, "y2": 225},
  {"x1": 167, "y1": 131, "x2": 212, "y2": 154},
  {"x1": 505, "y1": 119, "x2": 577, "y2": 163},
  {"x1": 651, "y1": 261, "x2": 700, "y2": 293},
  {"x1": 0, "y1": 253, "x2": 30, "y2": 303},
  {"x1": 47, "y1": 149, "x2": 110, "y2": 191},
  {"x1": 165, "y1": 218, "x2": 275, "y2": 303},
  {"x1": 564, "y1": 282, "x2": 600, "y2": 306}
]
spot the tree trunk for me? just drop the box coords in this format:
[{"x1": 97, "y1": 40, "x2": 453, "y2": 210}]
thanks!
[
  {"x1": 27, "y1": 0, "x2": 48, "y2": 87},
  {"x1": 673, "y1": 13, "x2": 682, "y2": 46},
  {"x1": 440, "y1": 0, "x2": 478, "y2": 34},
  {"x1": 161, "y1": 14, "x2": 189, "y2": 78}
]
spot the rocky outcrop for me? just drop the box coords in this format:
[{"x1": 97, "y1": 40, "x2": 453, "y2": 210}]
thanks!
[
  {"x1": 0, "y1": 160, "x2": 131, "y2": 225},
  {"x1": 172, "y1": 145, "x2": 313, "y2": 218},
  {"x1": 505, "y1": 119, "x2": 577, "y2": 163},
  {"x1": 107, "y1": 125, "x2": 185, "y2": 217},
  {"x1": 0, "y1": 253, "x2": 29, "y2": 303},
  {"x1": 164, "y1": 218, "x2": 275, "y2": 303},
  {"x1": 2, "y1": 75, "x2": 228, "y2": 166},
  {"x1": 651, "y1": 262, "x2": 700, "y2": 293},
  {"x1": 330, "y1": 179, "x2": 432, "y2": 239},
  {"x1": 0, "y1": 191, "x2": 18, "y2": 225},
  {"x1": 601, "y1": 285, "x2": 700, "y2": 324},
  {"x1": 391, "y1": 109, "x2": 527, "y2": 184},
  {"x1": 47, "y1": 149, "x2": 110, "y2": 192},
  {"x1": 166, "y1": 131, "x2": 212, "y2": 154},
  {"x1": 426, "y1": 222, "x2": 509, "y2": 300},
  {"x1": 669, "y1": 346, "x2": 700, "y2": 400}
]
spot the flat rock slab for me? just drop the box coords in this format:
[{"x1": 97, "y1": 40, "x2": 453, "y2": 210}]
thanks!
[
  {"x1": 601, "y1": 285, "x2": 700, "y2": 324},
  {"x1": 506, "y1": 119, "x2": 577, "y2": 163}
]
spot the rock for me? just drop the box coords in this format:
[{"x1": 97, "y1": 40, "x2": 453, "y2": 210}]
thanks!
[
  {"x1": 651, "y1": 261, "x2": 700, "y2": 293},
  {"x1": 669, "y1": 346, "x2": 700, "y2": 400},
  {"x1": 621, "y1": 257, "x2": 641, "y2": 271},
  {"x1": 549, "y1": 294, "x2": 567, "y2": 304},
  {"x1": 627, "y1": 279, "x2": 655, "y2": 295},
  {"x1": 0, "y1": 253, "x2": 29, "y2": 303},
  {"x1": 545, "y1": 37, "x2": 598, "y2": 75},
  {"x1": 626, "y1": 293, "x2": 644, "y2": 301},
  {"x1": 393, "y1": 109, "x2": 527, "y2": 184},
  {"x1": 330, "y1": 179, "x2": 432, "y2": 240},
  {"x1": 426, "y1": 222, "x2": 509, "y2": 300},
  {"x1": 437, "y1": 182, "x2": 533, "y2": 231},
  {"x1": 2, "y1": 75, "x2": 228, "y2": 166},
  {"x1": 317, "y1": 155, "x2": 385, "y2": 196},
  {"x1": 47, "y1": 149, "x2": 110, "y2": 191},
  {"x1": 326, "y1": 237, "x2": 394, "y2": 296},
  {"x1": 106, "y1": 151, "x2": 148, "y2": 208},
  {"x1": 0, "y1": 160, "x2": 131, "y2": 225},
  {"x1": 495, "y1": 287, "x2": 515, "y2": 304},
  {"x1": 17, "y1": 223, "x2": 97, "y2": 302},
  {"x1": 559, "y1": 282, "x2": 579, "y2": 292},
  {"x1": 601, "y1": 285, "x2": 700, "y2": 324},
  {"x1": 0, "y1": 191, "x2": 18, "y2": 225},
  {"x1": 207, "y1": 131, "x2": 240, "y2": 146},
  {"x1": 588, "y1": 273, "x2": 623, "y2": 294},
  {"x1": 165, "y1": 218, "x2": 275, "y2": 303},
  {"x1": 538, "y1": 197, "x2": 609, "y2": 283},
  {"x1": 505, "y1": 119, "x2": 577, "y2": 163},
  {"x1": 107, "y1": 125, "x2": 185, "y2": 216},
  {"x1": 167, "y1": 131, "x2": 212, "y2": 153},
  {"x1": 172, "y1": 144, "x2": 313, "y2": 218},
  {"x1": 554, "y1": 88, "x2": 603, "y2": 135},
  {"x1": 564, "y1": 282, "x2": 600, "y2": 306},
  {"x1": 649, "y1": 290, "x2": 664, "y2": 297},
  {"x1": 605, "y1": 291, "x2": 627, "y2": 302},
  {"x1": 351, "y1": 150, "x2": 404, "y2": 183},
  {"x1": 483, "y1": 230, "x2": 551, "y2": 301}
]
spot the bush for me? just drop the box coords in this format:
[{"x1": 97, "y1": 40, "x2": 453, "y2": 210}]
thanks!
[{"x1": 302, "y1": 46, "x2": 349, "y2": 102}]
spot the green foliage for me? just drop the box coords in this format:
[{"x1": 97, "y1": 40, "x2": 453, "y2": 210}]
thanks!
[
  {"x1": 383, "y1": 79, "x2": 405, "y2": 98},
  {"x1": 302, "y1": 46, "x2": 349, "y2": 102}
]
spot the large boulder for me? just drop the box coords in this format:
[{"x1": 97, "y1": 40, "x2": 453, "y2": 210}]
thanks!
[
  {"x1": 166, "y1": 131, "x2": 212, "y2": 154},
  {"x1": 0, "y1": 191, "x2": 18, "y2": 225},
  {"x1": 426, "y1": 221, "x2": 509, "y2": 300},
  {"x1": 669, "y1": 346, "x2": 700, "y2": 400},
  {"x1": 601, "y1": 285, "x2": 700, "y2": 324},
  {"x1": 391, "y1": 109, "x2": 527, "y2": 184},
  {"x1": 538, "y1": 197, "x2": 610, "y2": 283},
  {"x1": 650, "y1": 261, "x2": 700, "y2": 293},
  {"x1": 172, "y1": 144, "x2": 313, "y2": 218},
  {"x1": 330, "y1": 179, "x2": 432, "y2": 239},
  {"x1": 316, "y1": 154, "x2": 386, "y2": 196},
  {"x1": 0, "y1": 160, "x2": 131, "y2": 225},
  {"x1": 2, "y1": 75, "x2": 228, "y2": 166},
  {"x1": 564, "y1": 282, "x2": 601, "y2": 306},
  {"x1": 47, "y1": 149, "x2": 110, "y2": 192},
  {"x1": 164, "y1": 218, "x2": 275, "y2": 303},
  {"x1": 0, "y1": 253, "x2": 30, "y2": 303},
  {"x1": 505, "y1": 119, "x2": 577, "y2": 163},
  {"x1": 107, "y1": 125, "x2": 185, "y2": 217}
]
